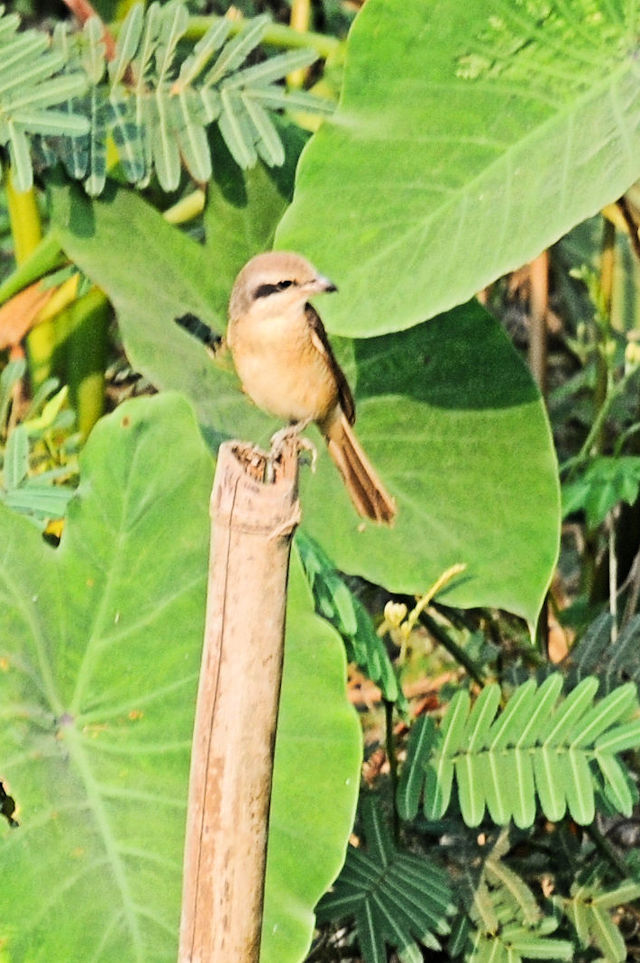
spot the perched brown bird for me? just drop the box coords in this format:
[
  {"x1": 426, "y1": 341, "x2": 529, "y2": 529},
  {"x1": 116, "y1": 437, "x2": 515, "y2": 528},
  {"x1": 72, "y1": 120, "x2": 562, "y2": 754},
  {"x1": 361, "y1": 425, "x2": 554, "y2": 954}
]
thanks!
[{"x1": 227, "y1": 252, "x2": 396, "y2": 524}]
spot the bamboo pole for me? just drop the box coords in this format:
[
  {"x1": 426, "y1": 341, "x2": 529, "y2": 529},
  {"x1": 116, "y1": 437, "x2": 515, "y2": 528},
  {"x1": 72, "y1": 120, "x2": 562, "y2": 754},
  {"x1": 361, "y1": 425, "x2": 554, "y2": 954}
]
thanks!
[{"x1": 179, "y1": 437, "x2": 301, "y2": 963}]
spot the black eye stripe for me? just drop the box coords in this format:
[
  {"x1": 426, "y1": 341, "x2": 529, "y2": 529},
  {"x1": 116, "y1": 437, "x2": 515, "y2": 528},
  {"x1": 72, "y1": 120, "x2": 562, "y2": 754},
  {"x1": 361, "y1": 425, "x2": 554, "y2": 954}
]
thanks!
[
  {"x1": 254, "y1": 283, "x2": 279, "y2": 298},
  {"x1": 254, "y1": 279, "x2": 296, "y2": 299}
]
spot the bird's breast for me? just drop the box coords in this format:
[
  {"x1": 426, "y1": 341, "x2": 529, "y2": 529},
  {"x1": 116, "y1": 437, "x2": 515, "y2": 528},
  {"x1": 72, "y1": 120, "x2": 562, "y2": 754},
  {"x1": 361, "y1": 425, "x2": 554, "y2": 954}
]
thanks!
[{"x1": 228, "y1": 313, "x2": 338, "y2": 424}]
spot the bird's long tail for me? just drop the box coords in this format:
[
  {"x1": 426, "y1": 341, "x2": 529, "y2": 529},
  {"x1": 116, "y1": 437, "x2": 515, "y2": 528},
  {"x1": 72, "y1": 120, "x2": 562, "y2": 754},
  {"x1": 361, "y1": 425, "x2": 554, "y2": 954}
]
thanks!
[{"x1": 324, "y1": 411, "x2": 396, "y2": 525}]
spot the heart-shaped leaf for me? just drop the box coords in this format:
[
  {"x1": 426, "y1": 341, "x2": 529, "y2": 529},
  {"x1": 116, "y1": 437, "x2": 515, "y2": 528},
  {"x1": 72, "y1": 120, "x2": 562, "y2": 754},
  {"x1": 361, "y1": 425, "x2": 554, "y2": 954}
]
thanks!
[
  {"x1": 277, "y1": 0, "x2": 640, "y2": 336},
  {"x1": 0, "y1": 393, "x2": 361, "y2": 962},
  {"x1": 49, "y1": 181, "x2": 559, "y2": 626}
]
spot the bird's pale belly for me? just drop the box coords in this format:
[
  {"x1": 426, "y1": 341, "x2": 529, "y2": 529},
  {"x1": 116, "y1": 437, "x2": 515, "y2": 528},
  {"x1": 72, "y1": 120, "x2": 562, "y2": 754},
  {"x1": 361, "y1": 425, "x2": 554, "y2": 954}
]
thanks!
[{"x1": 234, "y1": 339, "x2": 337, "y2": 424}]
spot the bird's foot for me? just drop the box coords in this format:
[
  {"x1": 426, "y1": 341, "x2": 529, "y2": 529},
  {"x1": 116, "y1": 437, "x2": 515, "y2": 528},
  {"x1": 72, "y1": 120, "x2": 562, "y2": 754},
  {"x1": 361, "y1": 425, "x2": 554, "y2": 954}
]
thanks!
[{"x1": 269, "y1": 420, "x2": 317, "y2": 475}]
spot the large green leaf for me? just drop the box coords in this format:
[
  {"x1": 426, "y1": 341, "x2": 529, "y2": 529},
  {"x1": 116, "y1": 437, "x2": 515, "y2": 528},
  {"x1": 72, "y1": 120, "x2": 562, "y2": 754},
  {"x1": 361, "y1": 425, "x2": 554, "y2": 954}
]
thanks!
[
  {"x1": 202, "y1": 124, "x2": 307, "y2": 318},
  {"x1": 296, "y1": 303, "x2": 560, "y2": 623},
  {"x1": 0, "y1": 393, "x2": 361, "y2": 961},
  {"x1": 276, "y1": 0, "x2": 640, "y2": 336},
  {"x1": 0, "y1": 394, "x2": 211, "y2": 961},
  {"x1": 48, "y1": 177, "x2": 560, "y2": 623},
  {"x1": 47, "y1": 164, "x2": 292, "y2": 447}
]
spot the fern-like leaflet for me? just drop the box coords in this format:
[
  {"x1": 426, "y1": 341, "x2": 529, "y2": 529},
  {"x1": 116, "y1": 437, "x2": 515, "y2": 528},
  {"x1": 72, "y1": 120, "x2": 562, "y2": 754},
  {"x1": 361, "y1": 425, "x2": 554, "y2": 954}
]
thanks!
[
  {"x1": 0, "y1": 2, "x2": 333, "y2": 195},
  {"x1": 397, "y1": 674, "x2": 640, "y2": 828},
  {"x1": 0, "y1": 5, "x2": 88, "y2": 191},
  {"x1": 448, "y1": 833, "x2": 573, "y2": 962},
  {"x1": 298, "y1": 532, "x2": 402, "y2": 705},
  {"x1": 316, "y1": 795, "x2": 454, "y2": 963},
  {"x1": 556, "y1": 874, "x2": 640, "y2": 963},
  {"x1": 563, "y1": 611, "x2": 640, "y2": 696}
]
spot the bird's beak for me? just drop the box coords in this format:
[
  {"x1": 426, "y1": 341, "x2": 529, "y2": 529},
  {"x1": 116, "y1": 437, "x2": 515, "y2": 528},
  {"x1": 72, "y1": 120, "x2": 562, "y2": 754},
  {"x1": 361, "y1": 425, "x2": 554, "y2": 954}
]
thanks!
[{"x1": 311, "y1": 273, "x2": 338, "y2": 294}]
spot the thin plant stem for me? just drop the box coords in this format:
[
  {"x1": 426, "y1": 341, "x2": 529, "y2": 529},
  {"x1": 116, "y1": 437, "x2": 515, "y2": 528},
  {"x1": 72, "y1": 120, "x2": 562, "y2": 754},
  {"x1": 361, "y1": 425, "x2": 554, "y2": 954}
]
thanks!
[
  {"x1": 413, "y1": 608, "x2": 486, "y2": 687},
  {"x1": 384, "y1": 699, "x2": 399, "y2": 842},
  {"x1": 616, "y1": 196, "x2": 640, "y2": 262},
  {"x1": 614, "y1": 420, "x2": 640, "y2": 456},
  {"x1": 163, "y1": 190, "x2": 205, "y2": 225},
  {"x1": 594, "y1": 217, "x2": 615, "y2": 456},
  {"x1": 183, "y1": 15, "x2": 343, "y2": 61},
  {"x1": 601, "y1": 216, "x2": 615, "y2": 319},
  {"x1": 288, "y1": 0, "x2": 312, "y2": 87},
  {"x1": 607, "y1": 509, "x2": 618, "y2": 641},
  {"x1": 563, "y1": 367, "x2": 639, "y2": 478},
  {"x1": 4, "y1": 165, "x2": 56, "y2": 390},
  {"x1": 584, "y1": 822, "x2": 629, "y2": 880},
  {"x1": 621, "y1": 544, "x2": 640, "y2": 626},
  {"x1": 564, "y1": 217, "x2": 618, "y2": 481},
  {"x1": 63, "y1": 0, "x2": 117, "y2": 58},
  {"x1": 527, "y1": 250, "x2": 549, "y2": 394},
  {"x1": 5, "y1": 168, "x2": 42, "y2": 265},
  {"x1": 60, "y1": 287, "x2": 110, "y2": 439}
]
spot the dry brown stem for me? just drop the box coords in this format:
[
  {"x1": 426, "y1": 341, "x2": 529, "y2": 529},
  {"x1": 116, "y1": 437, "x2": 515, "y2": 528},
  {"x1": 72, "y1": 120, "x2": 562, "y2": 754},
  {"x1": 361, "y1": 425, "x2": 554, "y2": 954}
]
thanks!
[
  {"x1": 179, "y1": 437, "x2": 300, "y2": 962},
  {"x1": 62, "y1": 0, "x2": 117, "y2": 60}
]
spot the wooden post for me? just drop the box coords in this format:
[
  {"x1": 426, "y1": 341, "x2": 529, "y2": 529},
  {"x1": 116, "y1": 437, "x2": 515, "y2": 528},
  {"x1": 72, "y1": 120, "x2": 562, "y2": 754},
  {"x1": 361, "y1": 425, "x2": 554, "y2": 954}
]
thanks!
[{"x1": 178, "y1": 438, "x2": 301, "y2": 962}]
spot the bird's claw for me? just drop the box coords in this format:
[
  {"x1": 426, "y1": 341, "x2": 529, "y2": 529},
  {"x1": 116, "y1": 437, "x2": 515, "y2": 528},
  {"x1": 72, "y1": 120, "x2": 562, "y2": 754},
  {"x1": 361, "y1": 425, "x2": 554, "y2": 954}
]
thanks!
[
  {"x1": 269, "y1": 421, "x2": 317, "y2": 474},
  {"x1": 296, "y1": 436, "x2": 318, "y2": 473}
]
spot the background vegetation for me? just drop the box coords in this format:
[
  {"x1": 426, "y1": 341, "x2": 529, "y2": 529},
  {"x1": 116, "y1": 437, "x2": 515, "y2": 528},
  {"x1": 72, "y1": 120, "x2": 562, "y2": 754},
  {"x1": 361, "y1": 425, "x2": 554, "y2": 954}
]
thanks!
[{"x1": 1, "y1": 0, "x2": 640, "y2": 961}]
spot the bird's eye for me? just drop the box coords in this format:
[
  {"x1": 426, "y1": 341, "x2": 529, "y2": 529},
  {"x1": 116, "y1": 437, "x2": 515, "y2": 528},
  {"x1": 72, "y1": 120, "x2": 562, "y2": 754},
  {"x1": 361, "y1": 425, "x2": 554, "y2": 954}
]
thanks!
[{"x1": 277, "y1": 280, "x2": 293, "y2": 290}]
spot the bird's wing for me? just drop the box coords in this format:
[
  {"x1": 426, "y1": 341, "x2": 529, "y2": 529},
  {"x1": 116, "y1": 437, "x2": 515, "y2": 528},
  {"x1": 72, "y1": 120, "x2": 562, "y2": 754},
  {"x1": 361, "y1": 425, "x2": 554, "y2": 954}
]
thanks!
[{"x1": 305, "y1": 303, "x2": 356, "y2": 426}]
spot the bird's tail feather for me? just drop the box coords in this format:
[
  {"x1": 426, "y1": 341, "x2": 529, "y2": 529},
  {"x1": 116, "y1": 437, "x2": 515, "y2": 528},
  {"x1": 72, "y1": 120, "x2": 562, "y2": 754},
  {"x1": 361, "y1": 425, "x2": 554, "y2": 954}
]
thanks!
[{"x1": 324, "y1": 412, "x2": 396, "y2": 525}]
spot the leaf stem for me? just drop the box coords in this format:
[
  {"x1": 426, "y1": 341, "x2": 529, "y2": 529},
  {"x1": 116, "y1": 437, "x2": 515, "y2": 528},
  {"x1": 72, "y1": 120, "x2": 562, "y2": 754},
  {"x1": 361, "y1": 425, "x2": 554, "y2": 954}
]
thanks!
[
  {"x1": 62, "y1": 0, "x2": 117, "y2": 59},
  {"x1": 584, "y1": 822, "x2": 629, "y2": 880},
  {"x1": 60, "y1": 286, "x2": 110, "y2": 439},
  {"x1": 562, "y1": 219, "x2": 622, "y2": 480},
  {"x1": 288, "y1": 0, "x2": 312, "y2": 87},
  {"x1": 0, "y1": 234, "x2": 65, "y2": 306},
  {"x1": 592, "y1": 218, "x2": 615, "y2": 452},
  {"x1": 163, "y1": 189, "x2": 205, "y2": 225},
  {"x1": 183, "y1": 15, "x2": 344, "y2": 61},
  {"x1": 411, "y1": 606, "x2": 486, "y2": 687},
  {"x1": 562, "y1": 367, "x2": 638, "y2": 478},
  {"x1": 5, "y1": 166, "x2": 42, "y2": 265},
  {"x1": 5, "y1": 165, "x2": 57, "y2": 389},
  {"x1": 384, "y1": 699, "x2": 399, "y2": 841}
]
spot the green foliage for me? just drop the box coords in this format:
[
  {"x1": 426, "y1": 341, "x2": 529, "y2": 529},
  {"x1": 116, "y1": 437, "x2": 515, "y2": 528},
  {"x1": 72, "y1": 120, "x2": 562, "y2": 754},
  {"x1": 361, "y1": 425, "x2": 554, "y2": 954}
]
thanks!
[
  {"x1": 448, "y1": 832, "x2": 573, "y2": 962},
  {"x1": 6, "y1": 0, "x2": 640, "y2": 959},
  {"x1": 297, "y1": 531, "x2": 401, "y2": 705},
  {"x1": 558, "y1": 876, "x2": 640, "y2": 962},
  {"x1": 316, "y1": 795, "x2": 455, "y2": 963},
  {"x1": 0, "y1": 5, "x2": 88, "y2": 190},
  {"x1": 1, "y1": 2, "x2": 331, "y2": 193},
  {"x1": 47, "y1": 176, "x2": 562, "y2": 624},
  {"x1": 0, "y1": 358, "x2": 76, "y2": 526},
  {"x1": 397, "y1": 675, "x2": 640, "y2": 828},
  {"x1": 278, "y1": 0, "x2": 640, "y2": 336},
  {"x1": 0, "y1": 394, "x2": 362, "y2": 962},
  {"x1": 562, "y1": 612, "x2": 640, "y2": 696},
  {"x1": 562, "y1": 455, "x2": 640, "y2": 527}
]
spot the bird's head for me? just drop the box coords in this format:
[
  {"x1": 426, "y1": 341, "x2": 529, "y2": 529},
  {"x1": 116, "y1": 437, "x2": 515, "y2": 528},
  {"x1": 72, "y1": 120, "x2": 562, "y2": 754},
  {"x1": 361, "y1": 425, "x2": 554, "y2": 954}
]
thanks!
[{"x1": 229, "y1": 251, "x2": 337, "y2": 321}]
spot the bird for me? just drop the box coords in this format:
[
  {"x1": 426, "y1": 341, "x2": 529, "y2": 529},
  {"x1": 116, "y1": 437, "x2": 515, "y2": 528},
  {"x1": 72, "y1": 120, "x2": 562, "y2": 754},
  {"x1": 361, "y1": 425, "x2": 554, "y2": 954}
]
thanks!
[{"x1": 226, "y1": 251, "x2": 396, "y2": 525}]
